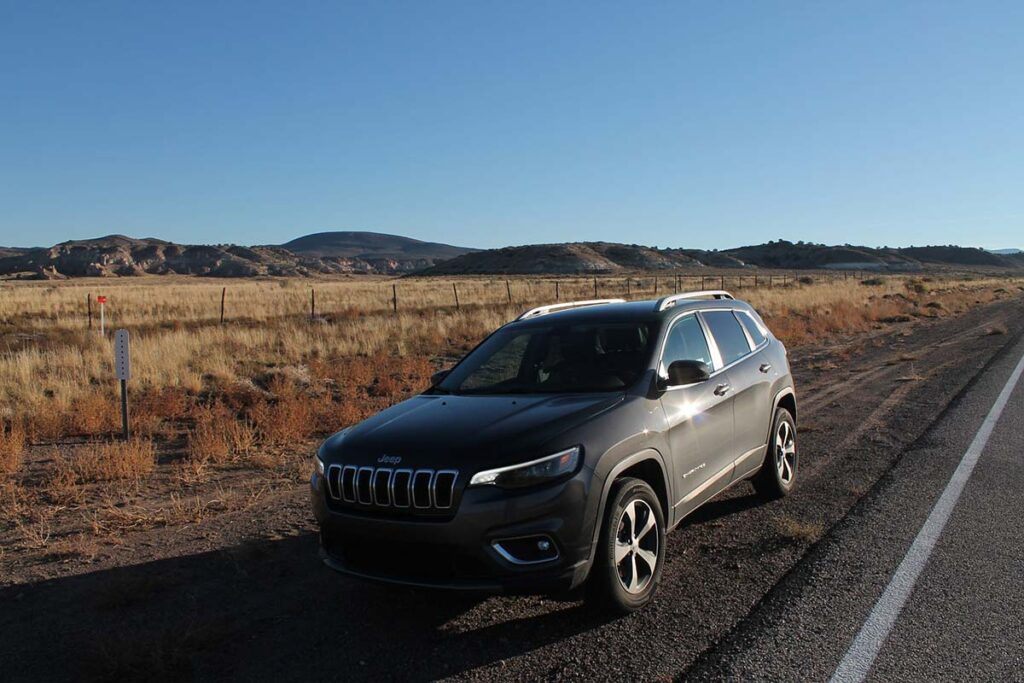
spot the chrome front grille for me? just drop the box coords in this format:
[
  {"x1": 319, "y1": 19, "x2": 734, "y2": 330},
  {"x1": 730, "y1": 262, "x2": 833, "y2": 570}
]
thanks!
[{"x1": 327, "y1": 465, "x2": 458, "y2": 511}]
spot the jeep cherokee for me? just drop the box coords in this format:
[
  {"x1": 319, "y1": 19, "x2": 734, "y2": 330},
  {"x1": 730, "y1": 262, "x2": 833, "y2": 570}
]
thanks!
[{"x1": 311, "y1": 290, "x2": 798, "y2": 613}]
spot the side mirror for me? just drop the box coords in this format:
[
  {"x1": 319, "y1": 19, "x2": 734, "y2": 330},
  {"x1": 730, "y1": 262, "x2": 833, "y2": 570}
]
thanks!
[
  {"x1": 430, "y1": 369, "x2": 451, "y2": 386},
  {"x1": 663, "y1": 360, "x2": 710, "y2": 388}
]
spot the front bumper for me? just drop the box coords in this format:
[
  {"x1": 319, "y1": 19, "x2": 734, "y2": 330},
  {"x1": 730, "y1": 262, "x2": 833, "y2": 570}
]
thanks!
[{"x1": 310, "y1": 468, "x2": 601, "y2": 594}]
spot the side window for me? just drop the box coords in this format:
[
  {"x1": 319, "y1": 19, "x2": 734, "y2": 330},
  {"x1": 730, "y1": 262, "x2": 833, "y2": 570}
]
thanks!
[
  {"x1": 737, "y1": 311, "x2": 767, "y2": 347},
  {"x1": 702, "y1": 310, "x2": 752, "y2": 366},
  {"x1": 663, "y1": 315, "x2": 713, "y2": 369}
]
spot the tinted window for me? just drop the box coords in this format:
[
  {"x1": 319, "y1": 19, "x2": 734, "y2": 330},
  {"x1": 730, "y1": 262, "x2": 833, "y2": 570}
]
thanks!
[
  {"x1": 440, "y1": 323, "x2": 654, "y2": 394},
  {"x1": 663, "y1": 315, "x2": 713, "y2": 369},
  {"x1": 737, "y1": 311, "x2": 767, "y2": 346},
  {"x1": 703, "y1": 310, "x2": 752, "y2": 365}
]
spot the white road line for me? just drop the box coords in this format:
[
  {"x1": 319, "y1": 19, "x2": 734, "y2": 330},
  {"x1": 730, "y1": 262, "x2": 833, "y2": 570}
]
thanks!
[{"x1": 831, "y1": 349, "x2": 1024, "y2": 683}]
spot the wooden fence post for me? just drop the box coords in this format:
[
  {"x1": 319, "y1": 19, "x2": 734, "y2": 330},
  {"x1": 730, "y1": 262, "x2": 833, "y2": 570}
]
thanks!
[
  {"x1": 392, "y1": 284, "x2": 398, "y2": 313},
  {"x1": 555, "y1": 280, "x2": 560, "y2": 301},
  {"x1": 626, "y1": 278, "x2": 630, "y2": 297},
  {"x1": 87, "y1": 293, "x2": 92, "y2": 330},
  {"x1": 310, "y1": 288, "x2": 316, "y2": 320},
  {"x1": 220, "y1": 287, "x2": 226, "y2": 324},
  {"x1": 593, "y1": 277, "x2": 598, "y2": 298},
  {"x1": 452, "y1": 282, "x2": 460, "y2": 309},
  {"x1": 506, "y1": 280, "x2": 512, "y2": 304},
  {"x1": 654, "y1": 277, "x2": 658, "y2": 296}
]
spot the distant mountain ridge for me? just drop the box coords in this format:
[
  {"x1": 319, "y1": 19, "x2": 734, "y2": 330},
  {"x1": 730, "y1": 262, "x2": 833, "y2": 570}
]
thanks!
[
  {"x1": 423, "y1": 240, "x2": 1024, "y2": 275},
  {"x1": 0, "y1": 231, "x2": 475, "y2": 279},
  {"x1": 1, "y1": 233, "x2": 1021, "y2": 280}
]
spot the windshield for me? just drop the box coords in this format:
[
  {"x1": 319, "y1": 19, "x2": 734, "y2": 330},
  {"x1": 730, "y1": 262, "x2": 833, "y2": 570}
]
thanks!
[{"x1": 437, "y1": 322, "x2": 655, "y2": 395}]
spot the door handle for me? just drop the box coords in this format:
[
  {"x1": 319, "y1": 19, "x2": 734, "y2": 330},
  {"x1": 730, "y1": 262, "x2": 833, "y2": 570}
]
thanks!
[
  {"x1": 714, "y1": 383, "x2": 731, "y2": 396},
  {"x1": 759, "y1": 363, "x2": 772, "y2": 374}
]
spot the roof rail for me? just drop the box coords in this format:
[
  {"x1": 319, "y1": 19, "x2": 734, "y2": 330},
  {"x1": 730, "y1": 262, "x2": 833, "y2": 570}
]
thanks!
[
  {"x1": 655, "y1": 290, "x2": 734, "y2": 312},
  {"x1": 517, "y1": 299, "x2": 626, "y2": 321}
]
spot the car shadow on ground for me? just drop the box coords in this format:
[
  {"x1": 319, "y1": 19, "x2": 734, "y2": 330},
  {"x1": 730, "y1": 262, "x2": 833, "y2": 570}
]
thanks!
[
  {"x1": 0, "y1": 533, "x2": 615, "y2": 683},
  {"x1": 0, "y1": 491, "x2": 767, "y2": 682}
]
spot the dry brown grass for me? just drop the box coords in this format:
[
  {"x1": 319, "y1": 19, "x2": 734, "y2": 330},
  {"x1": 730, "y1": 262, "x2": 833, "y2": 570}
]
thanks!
[
  {"x1": 0, "y1": 273, "x2": 1018, "y2": 555},
  {"x1": 775, "y1": 516, "x2": 825, "y2": 543},
  {"x1": 0, "y1": 274, "x2": 1019, "y2": 450},
  {"x1": 68, "y1": 439, "x2": 156, "y2": 483},
  {"x1": 0, "y1": 421, "x2": 26, "y2": 474}
]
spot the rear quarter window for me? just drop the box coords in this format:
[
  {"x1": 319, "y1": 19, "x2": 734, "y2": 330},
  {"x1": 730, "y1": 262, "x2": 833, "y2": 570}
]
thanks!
[
  {"x1": 737, "y1": 311, "x2": 767, "y2": 346},
  {"x1": 702, "y1": 310, "x2": 752, "y2": 365}
]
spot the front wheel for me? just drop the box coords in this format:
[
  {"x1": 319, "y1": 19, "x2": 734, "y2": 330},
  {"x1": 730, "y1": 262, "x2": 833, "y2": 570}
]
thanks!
[
  {"x1": 586, "y1": 477, "x2": 666, "y2": 614},
  {"x1": 753, "y1": 407, "x2": 798, "y2": 499}
]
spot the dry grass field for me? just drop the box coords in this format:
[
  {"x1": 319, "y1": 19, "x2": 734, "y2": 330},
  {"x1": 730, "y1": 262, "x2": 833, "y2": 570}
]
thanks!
[{"x1": 0, "y1": 271, "x2": 1021, "y2": 576}]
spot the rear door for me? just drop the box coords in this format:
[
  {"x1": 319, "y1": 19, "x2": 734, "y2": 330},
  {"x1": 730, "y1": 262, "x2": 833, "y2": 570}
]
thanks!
[
  {"x1": 658, "y1": 313, "x2": 736, "y2": 517},
  {"x1": 700, "y1": 309, "x2": 772, "y2": 480}
]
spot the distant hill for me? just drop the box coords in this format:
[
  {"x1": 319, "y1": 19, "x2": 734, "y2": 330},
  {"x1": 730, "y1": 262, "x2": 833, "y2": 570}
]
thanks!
[
  {"x1": 423, "y1": 240, "x2": 1024, "y2": 275},
  {"x1": 280, "y1": 231, "x2": 474, "y2": 261},
  {"x1": 0, "y1": 231, "x2": 474, "y2": 279},
  {"x1": 2, "y1": 233, "x2": 1021, "y2": 279},
  {"x1": 988, "y1": 248, "x2": 1022, "y2": 255}
]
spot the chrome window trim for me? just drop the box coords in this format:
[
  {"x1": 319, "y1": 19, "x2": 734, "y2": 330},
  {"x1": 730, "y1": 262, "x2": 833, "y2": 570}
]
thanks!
[
  {"x1": 733, "y1": 310, "x2": 769, "y2": 352},
  {"x1": 697, "y1": 309, "x2": 759, "y2": 369},
  {"x1": 656, "y1": 305, "x2": 772, "y2": 392},
  {"x1": 656, "y1": 311, "x2": 721, "y2": 387}
]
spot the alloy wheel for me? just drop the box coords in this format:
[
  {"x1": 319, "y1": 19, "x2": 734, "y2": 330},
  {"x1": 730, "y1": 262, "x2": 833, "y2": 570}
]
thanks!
[
  {"x1": 775, "y1": 419, "x2": 796, "y2": 484},
  {"x1": 614, "y1": 499, "x2": 659, "y2": 594}
]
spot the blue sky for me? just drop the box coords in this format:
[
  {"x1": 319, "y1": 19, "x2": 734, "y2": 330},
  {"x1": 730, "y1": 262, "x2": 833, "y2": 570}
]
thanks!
[{"x1": 2, "y1": 1, "x2": 1021, "y2": 250}]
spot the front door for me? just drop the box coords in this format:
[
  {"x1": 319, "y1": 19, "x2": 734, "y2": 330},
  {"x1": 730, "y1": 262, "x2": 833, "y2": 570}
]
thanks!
[
  {"x1": 658, "y1": 313, "x2": 736, "y2": 518},
  {"x1": 700, "y1": 309, "x2": 772, "y2": 481}
]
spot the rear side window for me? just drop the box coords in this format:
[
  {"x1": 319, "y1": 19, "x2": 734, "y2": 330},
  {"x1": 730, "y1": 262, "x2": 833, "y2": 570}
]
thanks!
[
  {"x1": 737, "y1": 311, "x2": 767, "y2": 346},
  {"x1": 663, "y1": 315, "x2": 713, "y2": 369},
  {"x1": 702, "y1": 310, "x2": 752, "y2": 366}
]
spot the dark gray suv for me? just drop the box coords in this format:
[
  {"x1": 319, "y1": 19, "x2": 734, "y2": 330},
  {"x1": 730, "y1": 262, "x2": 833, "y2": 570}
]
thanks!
[{"x1": 311, "y1": 290, "x2": 797, "y2": 613}]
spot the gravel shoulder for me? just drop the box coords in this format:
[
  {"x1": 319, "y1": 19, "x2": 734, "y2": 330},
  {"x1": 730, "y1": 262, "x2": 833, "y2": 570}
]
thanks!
[{"x1": 2, "y1": 295, "x2": 1023, "y2": 682}]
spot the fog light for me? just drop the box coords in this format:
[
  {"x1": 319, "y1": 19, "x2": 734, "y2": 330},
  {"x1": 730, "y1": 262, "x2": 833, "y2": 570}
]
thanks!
[{"x1": 492, "y1": 535, "x2": 559, "y2": 565}]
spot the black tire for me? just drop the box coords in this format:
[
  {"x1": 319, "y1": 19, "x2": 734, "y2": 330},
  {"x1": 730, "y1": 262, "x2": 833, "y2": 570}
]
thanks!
[
  {"x1": 586, "y1": 477, "x2": 666, "y2": 615},
  {"x1": 753, "y1": 408, "x2": 798, "y2": 500}
]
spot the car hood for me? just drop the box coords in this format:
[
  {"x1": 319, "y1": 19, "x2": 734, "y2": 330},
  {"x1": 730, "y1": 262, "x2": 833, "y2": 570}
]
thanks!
[{"x1": 320, "y1": 392, "x2": 624, "y2": 469}]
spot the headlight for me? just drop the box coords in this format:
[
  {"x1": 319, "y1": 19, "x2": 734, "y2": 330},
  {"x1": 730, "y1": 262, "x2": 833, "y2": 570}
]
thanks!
[
  {"x1": 314, "y1": 449, "x2": 325, "y2": 476},
  {"x1": 469, "y1": 447, "x2": 581, "y2": 489}
]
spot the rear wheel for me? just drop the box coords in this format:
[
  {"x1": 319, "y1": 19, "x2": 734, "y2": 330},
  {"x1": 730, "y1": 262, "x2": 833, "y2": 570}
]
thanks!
[
  {"x1": 754, "y1": 408, "x2": 797, "y2": 499},
  {"x1": 586, "y1": 477, "x2": 665, "y2": 614}
]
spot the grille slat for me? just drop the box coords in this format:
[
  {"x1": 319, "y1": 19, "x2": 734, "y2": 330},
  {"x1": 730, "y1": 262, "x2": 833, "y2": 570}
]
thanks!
[
  {"x1": 356, "y1": 467, "x2": 374, "y2": 505},
  {"x1": 341, "y1": 466, "x2": 357, "y2": 502},
  {"x1": 326, "y1": 464, "x2": 458, "y2": 513},
  {"x1": 391, "y1": 469, "x2": 412, "y2": 508}
]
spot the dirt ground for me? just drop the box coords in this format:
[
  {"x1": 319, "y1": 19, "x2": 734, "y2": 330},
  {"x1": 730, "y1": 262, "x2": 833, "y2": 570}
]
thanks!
[{"x1": 2, "y1": 294, "x2": 1023, "y2": 682}]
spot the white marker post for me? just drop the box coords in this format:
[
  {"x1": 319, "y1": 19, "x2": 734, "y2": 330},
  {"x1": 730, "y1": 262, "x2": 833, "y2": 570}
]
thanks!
[
  {"x1": 114, "y1": 329, "x2": 130, "y2": 439},
  {"x1": 97, "y1": 295, "x2": 107, "y2": 336}
]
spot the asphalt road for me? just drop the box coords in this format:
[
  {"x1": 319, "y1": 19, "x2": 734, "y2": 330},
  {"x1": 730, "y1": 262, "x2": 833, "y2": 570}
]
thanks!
[{"x1": 689, "y1": 328, "x2": 1024, "y2": 681}]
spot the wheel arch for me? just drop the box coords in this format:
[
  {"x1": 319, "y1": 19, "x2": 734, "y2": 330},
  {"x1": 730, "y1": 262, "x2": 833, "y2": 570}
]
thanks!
[
  {"x1": 586, "y1": 449, "x2": 670, "y2": 569},
  {"x1": 774, "y1": 388, "x2": 797, "y2": 424}
]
